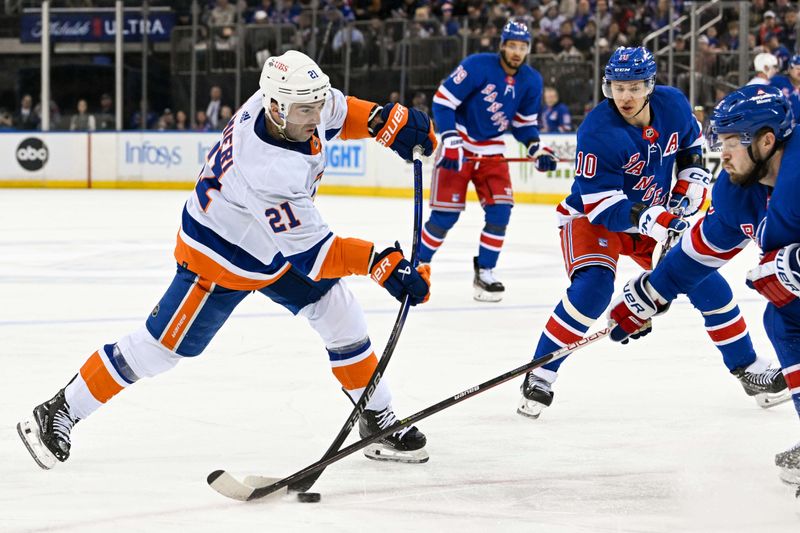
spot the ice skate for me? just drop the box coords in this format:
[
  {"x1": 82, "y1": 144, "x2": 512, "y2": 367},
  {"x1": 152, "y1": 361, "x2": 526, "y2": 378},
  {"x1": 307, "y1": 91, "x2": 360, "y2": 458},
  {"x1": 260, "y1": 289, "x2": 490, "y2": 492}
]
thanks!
[
  {"x1": 359, "y1": 405, "x2": 429, "y2": 463},
  {"x1": 776, "y1": 441, "x2": 800, "y2": 497},
  {"x1": 517, "y1": 372, "x2": 555, "y2": 419},
  {"x1": 473, "y1": 257, "x2": 504, "y2": 302},
  {"x1": 733, "y1": 365, "x2": 790, "y2": 408},
  {"x1": 17, "y1": 389, "x2": 80, "y2": 470}
]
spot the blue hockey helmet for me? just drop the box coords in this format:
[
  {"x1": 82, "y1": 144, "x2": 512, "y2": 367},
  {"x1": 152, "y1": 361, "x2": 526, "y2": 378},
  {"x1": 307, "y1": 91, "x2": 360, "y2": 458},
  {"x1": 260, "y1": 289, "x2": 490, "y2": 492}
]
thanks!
[
  {"x1": 789, "y1": 54, "x2": 800, "y2": 68},
  {"x1": 602, "y1": 46, "x2": 657, "y2": 98},
  {"x1": 500, "y1": 21, "x2": 531, "y2": 45},
  {"x1": 707, "y1": 84, "x2": 794, "y2": 150}
]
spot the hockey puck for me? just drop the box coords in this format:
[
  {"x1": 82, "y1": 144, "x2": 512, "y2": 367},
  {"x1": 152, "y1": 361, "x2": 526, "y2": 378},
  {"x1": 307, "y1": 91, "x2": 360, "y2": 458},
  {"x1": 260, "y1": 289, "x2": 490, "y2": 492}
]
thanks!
[{"x1": 296, "y1": 492, "x2": 321, "y2": 503}]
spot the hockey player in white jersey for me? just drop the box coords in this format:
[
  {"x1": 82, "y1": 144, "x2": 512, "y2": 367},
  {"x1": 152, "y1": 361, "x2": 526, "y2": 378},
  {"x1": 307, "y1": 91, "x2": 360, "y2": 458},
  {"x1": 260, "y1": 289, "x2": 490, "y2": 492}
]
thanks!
[{"x1": 17, "y1": 51, "x2": 437, "y2": 470}]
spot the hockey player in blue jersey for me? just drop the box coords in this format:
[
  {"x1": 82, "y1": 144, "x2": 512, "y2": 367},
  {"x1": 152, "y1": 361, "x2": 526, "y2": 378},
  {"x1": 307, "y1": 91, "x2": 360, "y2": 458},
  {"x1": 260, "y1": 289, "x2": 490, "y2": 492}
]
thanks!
[
  {"x1": 422, "y1": 20, "x2": 557, "y2": 302},
  {"x1": 517, "y1": 47, "x2": 788, "y2": 420},
  {"x1": 770, "y1": 54, "x2": 800, "y2": 119},
  {"x1": 608, "y1": 84, "x2": 800, "y2": 492}
]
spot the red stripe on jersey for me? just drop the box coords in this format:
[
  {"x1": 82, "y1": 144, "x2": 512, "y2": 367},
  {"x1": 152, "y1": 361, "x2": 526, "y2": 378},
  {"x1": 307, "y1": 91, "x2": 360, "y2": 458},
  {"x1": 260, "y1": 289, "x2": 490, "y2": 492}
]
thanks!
[
  {"x1": 434, "y1": 90, "x2": 456, "y2": 105},
  {"x1": 707, "y1": 316, "x2": 746, "y2": 343},
  {"x1": 690, "y1": 222, "x2": 741, "y2": 260},
  {"x1": 785, "y1": 367, "x2": 800, "y2": 390},
  {"x1": 546, "y1": 317, "x2": 583, "y2": 345},
  {"x1": 457, "y1": 131, "x2": 504, "y2": 146},
  {"x1": 582, "y1": 196, "x2": 615, "y2": 216}
]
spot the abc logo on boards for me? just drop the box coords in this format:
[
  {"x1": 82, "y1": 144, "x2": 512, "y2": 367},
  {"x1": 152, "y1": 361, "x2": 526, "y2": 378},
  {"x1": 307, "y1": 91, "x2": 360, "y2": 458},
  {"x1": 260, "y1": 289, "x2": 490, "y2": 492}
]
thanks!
[{"x1": 16, "y1": 137, "x2": 49, "y2": 171}]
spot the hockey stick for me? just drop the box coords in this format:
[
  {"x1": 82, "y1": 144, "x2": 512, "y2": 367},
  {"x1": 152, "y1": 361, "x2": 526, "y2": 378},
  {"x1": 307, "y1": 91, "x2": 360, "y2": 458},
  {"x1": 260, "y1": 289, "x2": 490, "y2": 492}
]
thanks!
[
  {"x1": 207, "y1": 326, "x2": 612, "y2": 501},
  {"x1": 465, "y1": 156, "x2": 572, "y2": 163},
  {"x1": 278, "y1": 146, "x2": 425, "y2": 494}
]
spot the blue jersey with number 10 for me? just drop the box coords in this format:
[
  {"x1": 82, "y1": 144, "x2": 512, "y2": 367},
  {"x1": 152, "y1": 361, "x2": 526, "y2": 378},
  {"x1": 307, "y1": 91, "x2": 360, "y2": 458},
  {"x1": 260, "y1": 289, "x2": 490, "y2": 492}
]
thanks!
[
  {"x1": 432, "y1": 53, "x2": 543, "y2": 155},
  {"x1": 557, "y1": 86, "x2": 703, "y2": 231}
]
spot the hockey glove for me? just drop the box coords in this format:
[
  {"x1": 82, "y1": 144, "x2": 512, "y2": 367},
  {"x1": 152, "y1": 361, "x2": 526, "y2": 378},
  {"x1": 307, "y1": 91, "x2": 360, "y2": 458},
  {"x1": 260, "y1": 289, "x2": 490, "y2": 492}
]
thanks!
[
  {"x1": 668, "y1": 165, "x2": 712, "y2": 217},
  {"x1": 635, "y1": 205, "x2": 689, "y2": 243},
  {"x1": 527, "y1": 141, "x2": 558, "y2": 172},
  {"x1": 374, "y1": 103, "x2": 437, "y2": 162},
  {"x1": 370, "y1": 242, "x2": 431, "y2": 305},
  {"x1": 746, "y1": 244, "x2": 800, "y2": 307},
  {"x1": 436, "y1": 131, "x2": 464, "y2": 171},
  {"x1": 608, "y1": 272, "x2": 669, "y2": 342}
]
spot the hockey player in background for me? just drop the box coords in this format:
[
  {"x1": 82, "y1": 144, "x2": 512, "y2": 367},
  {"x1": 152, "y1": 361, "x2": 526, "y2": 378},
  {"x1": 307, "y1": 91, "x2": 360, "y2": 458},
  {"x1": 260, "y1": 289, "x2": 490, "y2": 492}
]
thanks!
[
  {"x1": 517, "y1": 47, "x2": 789, "y2": 419},
  {"x1": 422, "y1": 21, "x2": 557, "y2": 302},
  {"x1": 608, "y1": 84, "x2": 800, "y2": 493},
  {"x1": 18, "y1": 51, "x2": 437, "y2": 470},
  {"x1": 770, "y1": 54, "x2": 800, "y2": 119}
]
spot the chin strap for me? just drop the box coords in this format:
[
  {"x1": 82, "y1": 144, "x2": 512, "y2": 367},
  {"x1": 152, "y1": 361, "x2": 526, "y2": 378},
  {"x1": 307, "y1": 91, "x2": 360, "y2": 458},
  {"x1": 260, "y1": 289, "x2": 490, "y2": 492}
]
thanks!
[{"x1": 743, "y1": 142, "x2": 781, "y2": 187}]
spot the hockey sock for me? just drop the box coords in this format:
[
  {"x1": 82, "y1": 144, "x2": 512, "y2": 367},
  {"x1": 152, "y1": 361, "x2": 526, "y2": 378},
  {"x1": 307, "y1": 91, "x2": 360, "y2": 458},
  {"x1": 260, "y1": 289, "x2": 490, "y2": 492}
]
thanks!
[
  {"x1": 533, "y1": 267, "x2": 614, "y2": 375},
  {"x1": 419, "y1": 211, "x2": 459, "y2": 263},
  {"x1": 688, "y1": 272, "x2": 756, "y2": 371},
  {"x1": 328, "y1": 338, "x2": 391, "y2": 411},
  {"x1": 64, "y1": 344, "x2": 139, "y2": 420},
  {"x1": 477, "y1": 204, "x2": 512, "y2": 269}
]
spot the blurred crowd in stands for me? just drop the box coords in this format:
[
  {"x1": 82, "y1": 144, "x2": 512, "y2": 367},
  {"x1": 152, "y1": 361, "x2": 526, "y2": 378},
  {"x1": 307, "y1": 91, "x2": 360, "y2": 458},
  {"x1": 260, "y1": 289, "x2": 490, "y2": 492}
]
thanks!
[{"x1": 1, "y1": 0, "x2": 799, "y2": 131}]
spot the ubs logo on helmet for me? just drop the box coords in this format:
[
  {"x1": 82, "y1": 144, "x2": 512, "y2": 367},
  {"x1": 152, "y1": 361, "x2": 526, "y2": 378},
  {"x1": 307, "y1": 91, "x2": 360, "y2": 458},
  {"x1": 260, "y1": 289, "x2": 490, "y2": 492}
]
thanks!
[{"x1": 16, "y1": 137, "x2": 49, "y2": 171}]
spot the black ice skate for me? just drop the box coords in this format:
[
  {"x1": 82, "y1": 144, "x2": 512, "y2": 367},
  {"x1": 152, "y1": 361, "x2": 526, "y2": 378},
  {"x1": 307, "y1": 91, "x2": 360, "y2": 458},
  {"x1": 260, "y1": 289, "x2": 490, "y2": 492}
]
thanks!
[
  {"x1": 733, "y1": 365, "x2": 790, "y2": 408},
  {"x1": 776, "y1": 441, "x2": 800, "y2": 497},
  {"x1": 359, "y1": 406, "x2": 429, "y2": 463},
  {"x1": 517, "y1": 372, "x2": 555, "y2": 419},
  {"x1": 17, "y1": 389, "x2": 80, "y2": 470},
  {"x1": 473, "y1": 256, "x2": 504, "y2": 302}
]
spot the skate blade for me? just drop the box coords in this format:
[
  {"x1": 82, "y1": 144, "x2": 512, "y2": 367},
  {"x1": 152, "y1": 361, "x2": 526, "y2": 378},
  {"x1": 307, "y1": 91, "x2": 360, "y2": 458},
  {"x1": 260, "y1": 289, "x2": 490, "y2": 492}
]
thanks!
[
  {"x1": 755, "y1": 389, "x2": 792, "y2": 409},
  {"x1": 362, "y1": 443, "x2": 429, "y2": 463},
  {"x1": 516, "y1": 397, "x2": 546, "y2": 419},
  {"x1": 473, "y1": 286, "x2": 503, "y2": 302},
  {"x1": 17, "y1": 419, "x2": 57, "y2": 470}
]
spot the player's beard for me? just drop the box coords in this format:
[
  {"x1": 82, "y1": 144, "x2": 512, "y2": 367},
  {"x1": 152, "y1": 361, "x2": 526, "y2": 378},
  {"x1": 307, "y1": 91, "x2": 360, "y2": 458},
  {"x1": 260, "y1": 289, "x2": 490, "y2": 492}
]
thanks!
[
  {"x1": 728, "y1": 144, "x2": 778, "y2": 187},
  {"x1": 500, "y1": 50, "x2": 524, "y2": 72}
]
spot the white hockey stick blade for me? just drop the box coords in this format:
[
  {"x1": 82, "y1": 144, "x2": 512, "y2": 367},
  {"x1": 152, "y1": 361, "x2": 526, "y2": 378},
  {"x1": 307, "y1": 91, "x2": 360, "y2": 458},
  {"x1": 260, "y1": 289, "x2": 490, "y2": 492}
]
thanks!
[{"x1": 207, "y1": 470, "x2": 286, "y2": 502}]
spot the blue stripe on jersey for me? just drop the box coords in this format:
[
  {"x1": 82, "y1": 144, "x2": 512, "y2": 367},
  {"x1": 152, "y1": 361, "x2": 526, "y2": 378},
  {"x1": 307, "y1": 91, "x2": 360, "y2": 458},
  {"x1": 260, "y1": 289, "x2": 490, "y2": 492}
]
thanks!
[
  {"x1": 327, "y1": 338, "x2": 372, "y2": 361},
  {"x1": 181, "y1": 207, "x2": 286, "y2": 275},
  {"x1": 253, "y1": 109, "x2": 319, "y2": 155},
  {"x1": 285, "y1": 231, "x2": 334, "y2": 275},
  {"x1": 325, "y1": 127, "x2": 341, "y2": 141},
  {"x1": 552, "y1": 302, "x2": 588, "y2": 333}
]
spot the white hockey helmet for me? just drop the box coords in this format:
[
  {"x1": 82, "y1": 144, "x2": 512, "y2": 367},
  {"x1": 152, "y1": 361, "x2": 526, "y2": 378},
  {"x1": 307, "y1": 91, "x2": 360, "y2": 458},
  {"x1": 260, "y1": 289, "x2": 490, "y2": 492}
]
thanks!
[
  {"x1": 754, "y1": 52, "x2": 778, "y2": 75},
  {"x1": 259, "y1": 50, "x2": 330, "y2": 131}
]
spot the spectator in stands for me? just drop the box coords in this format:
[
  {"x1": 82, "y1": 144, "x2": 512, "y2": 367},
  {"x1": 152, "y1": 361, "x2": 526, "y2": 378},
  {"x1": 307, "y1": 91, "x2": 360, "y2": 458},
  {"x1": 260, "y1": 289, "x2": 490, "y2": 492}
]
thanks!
[
  {"x1": 594, "y1": 0, "x2": 612, "y2": 35},
  {"x1": 748, "y1": 52, "x2": 779, "y2": 85},
  {"x1": 606, "y1": 21, "x2": 628, "y2": 48},
  {"x1": 573, "y1": 0, "x2": 591, "y2": 32},
  {"x1": 33, "y1": 99, "x2": 62, "y2": 130},
  {"x1": 704, "y1": 26, "x2": 720, "y2": 49},
  {"x1": 205, "y1": 85, "x2": 224, "y2": 130},
  {"x1": 539, "y1": 4, "x2": 565, "y2": 38},
  {"x1": 771, "y1": 54, "x2": 800, "y2": 118},
  {"x1": 69, "y1": 99, "x2": 96, "y2": 131},
  {"x1": 332, "y1": 23, "x2": 366, "y2": 60},
  {"x1": 539, "y1": 86, "x2": 572, "y2": 133},
  {"x1": 574, "y1": 19, "x2": 596, "y2": 53},
  {"x1": 206, "y1": 0, "x2": 238, "y2": 50},
  {"x1": 194, "y1": 110, "x2": 211, "y2": 131},
  {"x1": 439, "y1": 3, "x2": 460, "y2": 36},
  {"x1": 388, "y1": 91, "x2": 400, "y2": 105},
  {"x1": 130, "y1": 101, "x2": 158, "y2": 130},
  {"x1": 411, "y1": 91, "x2": 429, "y2": 116},
  {"x1": 766, "y1": 33, "x2": 791, "y2": 71},
  {"x1": 556, "y1": 34, "x2": 583, "y2": 60},
  {"x1": 783, "y1": 10, "x2": 798, "y2": 51},
  {"x1": 175, "y1": 110, "x2": 189, "y2": 131},
  {"x1": 721, "y1": 20, "x2": 740, "y2": 51},
  {"x1": 158, "y1": 108, "x2": 176, "y2": 131},
  {"x1": 96, "y1": 93, "x2": 115, "y2": 130},
  {"x1": 14, "y1": 94, "x2": 39, "y2": 131},
  {"x1": 293, "y1": 11, "x2": 318, "y2": 50},
  {"x1": 218, "y1": 105, "x2": 233, "y2": 129},
  {"x1": 0, "y1": 108, "x2": 13, "y2": 131},
  {"x1": 758, "y1": 10, "x2": 782, "y2": 45}
]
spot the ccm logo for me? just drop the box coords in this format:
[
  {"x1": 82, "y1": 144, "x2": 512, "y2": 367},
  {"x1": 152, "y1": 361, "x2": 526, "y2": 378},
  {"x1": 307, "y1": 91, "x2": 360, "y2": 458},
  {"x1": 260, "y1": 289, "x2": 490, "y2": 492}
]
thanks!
[{"x1": 377, "y1": 106, "x2": 407, "y2": 146}]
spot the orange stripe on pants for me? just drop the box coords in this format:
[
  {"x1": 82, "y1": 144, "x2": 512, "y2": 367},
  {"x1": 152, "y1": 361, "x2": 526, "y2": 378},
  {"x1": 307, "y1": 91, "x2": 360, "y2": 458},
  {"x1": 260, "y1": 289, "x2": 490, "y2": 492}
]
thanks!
[
  {"x1": 80, "y1": 351, "x2": 124, "y2": 403},
  {"x1": 331, "y1": 353, "x2": 379, "y2": 390},
  {"x1": 161, "y1": 278, "x2": 213, "y2": 351}
]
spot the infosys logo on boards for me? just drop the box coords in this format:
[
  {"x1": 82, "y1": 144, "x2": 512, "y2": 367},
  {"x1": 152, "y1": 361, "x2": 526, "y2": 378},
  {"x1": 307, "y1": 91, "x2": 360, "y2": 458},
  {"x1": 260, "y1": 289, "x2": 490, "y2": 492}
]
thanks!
[{"x1": 16, "y1": 137, "x2": 49, "y2": 171}]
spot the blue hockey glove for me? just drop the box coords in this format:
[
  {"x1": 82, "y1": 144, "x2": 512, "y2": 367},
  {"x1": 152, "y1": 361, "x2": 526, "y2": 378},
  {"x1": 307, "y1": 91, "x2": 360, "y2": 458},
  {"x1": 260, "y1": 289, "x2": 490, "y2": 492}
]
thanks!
[
  {"x1": 668, "y1": 165, "x2": 711, "y2": 217},
  {"x1": 436, "y1": 131, "x2": 464, "y2": 171},
  {"x1": 608, "y1": 272, "x2": 669, "y2": 342},
  {"x1": 527, "y1": 141, "x2": 558, "y2": 172},
  {"x1": 369, "y1": 242, "x2": 431, "y2": 305},
  {"x1": 374, "y1": 103, "x2": 437, "y2": 162}
]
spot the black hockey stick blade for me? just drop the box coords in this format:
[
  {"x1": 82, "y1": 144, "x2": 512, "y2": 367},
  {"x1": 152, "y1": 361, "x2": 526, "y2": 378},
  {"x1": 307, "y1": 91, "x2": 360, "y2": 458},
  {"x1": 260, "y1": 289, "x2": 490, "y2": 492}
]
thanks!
[{"x1": 208, "y1": 327, "x2": 611, "y2": 502}]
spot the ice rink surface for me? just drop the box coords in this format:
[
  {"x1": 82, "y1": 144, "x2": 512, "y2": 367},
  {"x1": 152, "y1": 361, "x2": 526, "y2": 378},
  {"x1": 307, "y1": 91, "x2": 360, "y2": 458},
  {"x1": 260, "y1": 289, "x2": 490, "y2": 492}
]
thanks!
[{"x1": 1, "y1": 188, "x2": 799, "y2": 533}]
